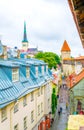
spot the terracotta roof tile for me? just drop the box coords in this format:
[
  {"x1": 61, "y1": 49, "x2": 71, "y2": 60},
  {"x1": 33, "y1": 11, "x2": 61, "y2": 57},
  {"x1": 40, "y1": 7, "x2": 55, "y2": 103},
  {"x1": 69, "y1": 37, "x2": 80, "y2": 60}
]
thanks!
[
  {"x1": 61, "y1": 40, "x2": 71, "y2": 52},
  {"x1": 75, "y1": 56, "x2": 84, "y2": 60},
  {"x1": 63, "y1": 58, "x2": 74, "y2": 61},
  {"x1": 66, "y1": 69, "x2": 84, "y2": 88}
]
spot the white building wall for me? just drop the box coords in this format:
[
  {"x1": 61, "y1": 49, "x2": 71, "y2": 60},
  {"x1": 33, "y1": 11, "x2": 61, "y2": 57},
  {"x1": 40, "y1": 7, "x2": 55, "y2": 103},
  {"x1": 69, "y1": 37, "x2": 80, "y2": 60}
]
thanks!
[
  {"x1": 0, "y1": 81, "x2": 52, "y2": 130},
  {"x1": 63, "y1": 64, "x2": 75, "y2": 76},
  {"x1": 75, "y1": 62, "x2": 82, "y2": 74},
  {"x1": 0, "y1": 105, "x2": 12, "y2": 130},
  {"x1": 61, "y1": 51, "x2": 71, "y2": 60},
  {"x1": 44, "y1": 82, "x2": 52, "y2": 115}
]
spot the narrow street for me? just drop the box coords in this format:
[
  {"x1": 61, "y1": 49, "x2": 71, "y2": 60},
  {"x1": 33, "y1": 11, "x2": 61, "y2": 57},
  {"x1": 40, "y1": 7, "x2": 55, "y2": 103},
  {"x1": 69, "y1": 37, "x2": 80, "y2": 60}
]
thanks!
[{"x1": 51, "y1": 82, "x2": 70, "y2": 130}]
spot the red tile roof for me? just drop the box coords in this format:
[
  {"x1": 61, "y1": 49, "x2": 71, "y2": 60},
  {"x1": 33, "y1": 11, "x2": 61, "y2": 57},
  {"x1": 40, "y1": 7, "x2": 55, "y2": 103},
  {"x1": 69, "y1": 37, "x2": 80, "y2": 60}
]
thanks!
[
  {"x1": 63, "y1": 57, "x2": 74, "y2": 61},
  {"x1": 75, "y1": 56, "x2": 84, "y2": 61},
  {"x1": 61, "y1": 40, "x2": 71, "y2": 52},
  {"x1": 66, "y1": 69, "x2": 84, "y2": 88}
]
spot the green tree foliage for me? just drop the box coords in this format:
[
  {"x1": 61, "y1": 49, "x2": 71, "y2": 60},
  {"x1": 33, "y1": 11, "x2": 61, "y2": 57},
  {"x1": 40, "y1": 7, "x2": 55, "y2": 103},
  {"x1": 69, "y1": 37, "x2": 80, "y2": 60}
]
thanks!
[{"x1": 34, "y1": 52, "x2": 60, "y2": 69}]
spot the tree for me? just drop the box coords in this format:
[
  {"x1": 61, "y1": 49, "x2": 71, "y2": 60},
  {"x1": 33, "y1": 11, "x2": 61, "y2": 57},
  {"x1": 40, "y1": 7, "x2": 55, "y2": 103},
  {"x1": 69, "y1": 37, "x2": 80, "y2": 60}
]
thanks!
[{"x1": 34, "y1": 52, "x2": 61, "y2": 69}]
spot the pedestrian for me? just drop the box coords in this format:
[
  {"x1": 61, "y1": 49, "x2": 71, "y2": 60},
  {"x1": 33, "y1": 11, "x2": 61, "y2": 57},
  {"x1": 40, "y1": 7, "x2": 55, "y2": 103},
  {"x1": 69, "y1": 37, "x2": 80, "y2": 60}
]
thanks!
[
  {"x1": 57, "y1": 94, "x2": 59, "y2": 99},
  {"x1": 66, "y1": 103, "x2": 68, "y2": 110},
  {"x1": 58, "y1": 110, "x2": 60, "y2": 116},
  {"x1": 63, "y1": 84, "x2": 64, "y2": 89},
  {"x1": 60, "y1": 107, "x2": 62, "y2": 114},
  {"x1": 51, "y1": 118, "x2": 54, "y2": 126},
  {"x1": 60, "y1": 85, "x2": 61, "y2": 89}
]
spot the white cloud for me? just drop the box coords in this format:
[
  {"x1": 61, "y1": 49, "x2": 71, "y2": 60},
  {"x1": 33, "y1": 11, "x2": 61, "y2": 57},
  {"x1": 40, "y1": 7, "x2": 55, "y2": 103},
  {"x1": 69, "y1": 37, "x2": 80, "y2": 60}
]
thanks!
[{"x1": 0, "y1": 0, "x2": 84, "y2": 57}]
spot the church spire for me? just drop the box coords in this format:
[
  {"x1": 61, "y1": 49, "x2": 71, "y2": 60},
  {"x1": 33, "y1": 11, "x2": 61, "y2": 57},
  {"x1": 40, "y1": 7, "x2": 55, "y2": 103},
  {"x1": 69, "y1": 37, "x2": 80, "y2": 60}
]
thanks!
[{"x1": 22, "y1": 21, "x2": 28, "y2": 42}]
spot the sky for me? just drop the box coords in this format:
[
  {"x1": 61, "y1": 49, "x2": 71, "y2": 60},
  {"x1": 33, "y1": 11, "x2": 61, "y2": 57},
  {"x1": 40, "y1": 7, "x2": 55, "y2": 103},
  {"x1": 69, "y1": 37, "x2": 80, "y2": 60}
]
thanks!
[{"x1": 0, "y1": 0, "x2": 84, "y2": 57}]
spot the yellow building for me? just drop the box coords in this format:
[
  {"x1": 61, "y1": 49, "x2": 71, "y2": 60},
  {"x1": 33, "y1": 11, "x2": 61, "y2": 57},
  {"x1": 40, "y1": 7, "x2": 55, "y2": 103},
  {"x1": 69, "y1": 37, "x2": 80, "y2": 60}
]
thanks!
[{"x1": 68, "y1": 115, "x2": 84, "y2": 130}]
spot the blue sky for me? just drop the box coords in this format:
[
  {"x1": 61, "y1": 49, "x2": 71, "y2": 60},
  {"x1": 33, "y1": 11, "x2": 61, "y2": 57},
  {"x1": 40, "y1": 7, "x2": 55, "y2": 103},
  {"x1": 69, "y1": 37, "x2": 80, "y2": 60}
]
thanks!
[{"x1": 0, "y1": 0, "x2": 84, "y2": 57}]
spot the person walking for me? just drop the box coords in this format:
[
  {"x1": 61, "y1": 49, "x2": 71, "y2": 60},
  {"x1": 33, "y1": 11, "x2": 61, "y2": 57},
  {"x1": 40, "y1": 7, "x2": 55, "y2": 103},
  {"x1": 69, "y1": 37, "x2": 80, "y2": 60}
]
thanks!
[
  {"x1": 60, "y1": 107, "x2": 62, "y2": 114},
  {"x1": 66, "y1": 103, "x2": 68, "y2": 110},
  {"x1": 58, "y1": 110, "x2": 60, "y2": 117}
]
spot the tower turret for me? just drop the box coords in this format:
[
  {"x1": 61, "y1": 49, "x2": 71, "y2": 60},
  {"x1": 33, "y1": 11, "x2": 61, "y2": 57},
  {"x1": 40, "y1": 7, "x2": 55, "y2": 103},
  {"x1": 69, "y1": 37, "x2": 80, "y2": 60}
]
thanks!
[
  {"x1": 61, "y1": 40, "x2": 72, "y2": 76},
  {"x1": 61, "y1": 40, "x2": 71, "y2": 60}
]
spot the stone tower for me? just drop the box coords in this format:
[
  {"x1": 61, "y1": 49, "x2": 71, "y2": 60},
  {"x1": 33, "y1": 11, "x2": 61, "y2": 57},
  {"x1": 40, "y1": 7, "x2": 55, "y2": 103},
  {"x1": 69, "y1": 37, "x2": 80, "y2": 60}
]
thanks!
[
  {"x1": 61, "y1": 40, "x2": 71, "y2": 60},
  {"x1": 22, "y1": 21, "x2": 28, "y2": 51},
  {"x1": 61, "y1": 40, "x2": 72, "y2": 76}
]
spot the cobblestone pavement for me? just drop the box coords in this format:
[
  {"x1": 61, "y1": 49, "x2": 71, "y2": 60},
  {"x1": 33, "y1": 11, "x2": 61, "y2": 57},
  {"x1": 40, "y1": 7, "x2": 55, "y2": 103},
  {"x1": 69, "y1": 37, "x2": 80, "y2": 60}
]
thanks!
[{"x1": 51, "y1": 82, "x2": 70, "y2": 130}]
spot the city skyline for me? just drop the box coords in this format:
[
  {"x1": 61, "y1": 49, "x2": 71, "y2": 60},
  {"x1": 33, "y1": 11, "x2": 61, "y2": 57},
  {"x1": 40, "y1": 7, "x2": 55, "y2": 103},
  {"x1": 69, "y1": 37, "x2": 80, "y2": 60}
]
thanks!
[{"x1": 0, "y1": 0, "x2": 84, "y2": 57}]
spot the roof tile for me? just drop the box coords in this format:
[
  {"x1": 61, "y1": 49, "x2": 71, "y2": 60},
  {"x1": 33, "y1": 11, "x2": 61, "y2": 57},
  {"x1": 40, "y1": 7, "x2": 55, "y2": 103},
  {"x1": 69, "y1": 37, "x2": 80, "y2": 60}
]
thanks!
[
  {"x1": 61, "y1": 40, "x2": 71, "y2": 52},
  {"x1": 66, "y1": 69, "x2": 84, "y2": 88}
]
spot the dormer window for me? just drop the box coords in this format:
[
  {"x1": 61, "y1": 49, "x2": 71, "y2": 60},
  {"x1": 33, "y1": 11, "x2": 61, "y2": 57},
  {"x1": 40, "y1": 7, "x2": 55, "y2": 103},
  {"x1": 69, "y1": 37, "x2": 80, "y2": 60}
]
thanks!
[
  {"x1": 42, "y1": 65, "x2": 44, "y2": 75},
  {"x1": 26, "y1": 67, "x2": 30, "y2": 78},
  {"x1": 12, "y1": 68, "x2": 19, "y2": 82},
  {"x1": 35, "y1": 66, "x2": 38, "y2": 77}
]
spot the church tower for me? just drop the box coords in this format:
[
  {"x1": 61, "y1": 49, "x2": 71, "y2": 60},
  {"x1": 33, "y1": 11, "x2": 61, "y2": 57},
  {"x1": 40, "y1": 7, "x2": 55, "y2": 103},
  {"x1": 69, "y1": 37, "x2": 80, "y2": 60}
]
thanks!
[
  {"x1": 22, "y1": 21, "x2": 28, "y2": 51},
  {"x1": 61, "y1": 40, "x2": 71, "y2": 60}
]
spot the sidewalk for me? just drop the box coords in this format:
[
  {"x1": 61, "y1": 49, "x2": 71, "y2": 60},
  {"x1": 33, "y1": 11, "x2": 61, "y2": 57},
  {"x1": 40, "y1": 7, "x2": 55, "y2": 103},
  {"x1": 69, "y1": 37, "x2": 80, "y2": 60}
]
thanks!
[{"x1": 51, "y1": 83, "x2": 69, "y2": 130}]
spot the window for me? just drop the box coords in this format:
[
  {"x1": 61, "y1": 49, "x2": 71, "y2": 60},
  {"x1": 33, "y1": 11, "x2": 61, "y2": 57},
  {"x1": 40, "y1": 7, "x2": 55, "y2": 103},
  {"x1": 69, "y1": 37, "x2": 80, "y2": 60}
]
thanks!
[
  {"x1": 31, "y1": 92, "x2": 34, "y2": 101},
  {"x1": 31, "y1": 111, "x2": 34, "y2": 123},
  {"x1": 48, "y1": 98, "x2": 50, "y2": 108},
  {"x1": 26, "y1": 67, "x2": 30, "y2": 78},
  {"x1": 23, "y1": 96, "x2": 27, "y2": 107},
  {"x1": 23, "y1": 44, "x2": 26, "y2": 46},
  {"x1": 42, "y1": 65, "x2": 44, "y2": 75},
  {"x1": 41, "y1": 103, "x2": 43, "y2": 113},
  {"x1": 14, "y1": 103, "x2": 18, "y2": 113},
  {"x1": 14, "y1": 124, "x2": 18, "y2": 130},
  {"x1": 35, "y1": 66, "x2": 38, "y2": 77},
  {"x1": 24, "y1": 117, "x2": 27, "y2": 130},
  {"x1": 38, "y1": 105, "x2": 40, "y2": 116},
  {"x1": 38, "y1": 88, "x2": 40, "y2": 96},
  {"x1": 12, "y1": 68, "x2": 19, "y2": 82},
  {"x1": 1, "y1": 107, "x2": 7, "y2": 122}
]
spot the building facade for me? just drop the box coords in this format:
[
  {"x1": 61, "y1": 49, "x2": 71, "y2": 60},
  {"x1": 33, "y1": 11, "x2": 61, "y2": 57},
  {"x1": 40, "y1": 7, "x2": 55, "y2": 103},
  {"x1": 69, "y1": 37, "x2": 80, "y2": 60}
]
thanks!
[
  {"x1": 67, "y1": 70, "x2": 84, "y2": 114},
  {"x1": 0, "y1": 57, "x2": 53, "y2": 130},
  {"x1": 61, "y1": 40, "x2": 84, "y2": 76}
]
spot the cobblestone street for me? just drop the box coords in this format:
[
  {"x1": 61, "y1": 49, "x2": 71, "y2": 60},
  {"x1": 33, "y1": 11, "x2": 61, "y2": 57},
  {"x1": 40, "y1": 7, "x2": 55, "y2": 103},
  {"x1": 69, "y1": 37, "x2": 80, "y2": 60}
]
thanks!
[{"x1": 51, "y1": 82, "x2": 70, "y2": 130}]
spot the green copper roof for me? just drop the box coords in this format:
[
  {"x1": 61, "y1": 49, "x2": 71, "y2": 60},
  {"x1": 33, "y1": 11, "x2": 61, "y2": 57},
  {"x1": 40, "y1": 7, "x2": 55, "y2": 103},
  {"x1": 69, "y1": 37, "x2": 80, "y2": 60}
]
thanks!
[{"x1": 22, "y1": 21, "x2": 28, "y2": 42}]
